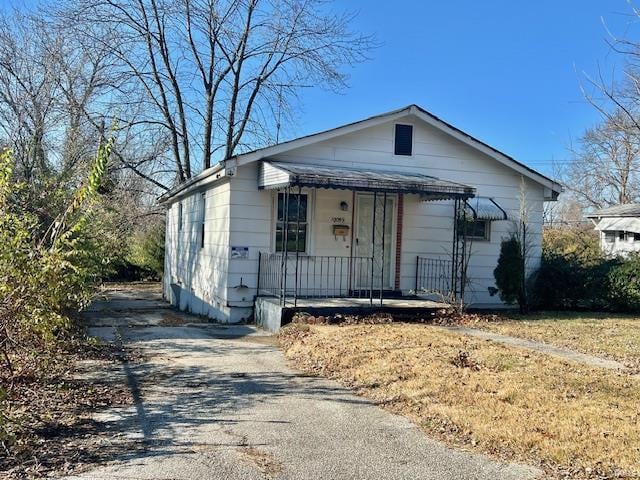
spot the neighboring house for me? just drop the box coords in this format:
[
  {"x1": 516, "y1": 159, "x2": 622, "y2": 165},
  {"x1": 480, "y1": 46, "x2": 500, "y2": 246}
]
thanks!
[
  {"x1": 587, "y1": 204, "x2": 640, "y2": 257},
  {"x1": 159, "y1": 105, "x2": 561, "y2": 325}
]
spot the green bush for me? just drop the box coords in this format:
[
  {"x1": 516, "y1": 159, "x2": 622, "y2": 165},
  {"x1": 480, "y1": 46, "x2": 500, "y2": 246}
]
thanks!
[
  {"x1": 493, "y1": 235, "x2": 526, "y2": 310},
  {"x1": 533, "y1": 252, "x2": 615, "y2": 310},
  {"x1": 532, "y1": 228, "x2": 607, "y2": 310},
  {"x1": 532, "y1": 227, "x2": 640, "y2": 311},
  {"x1": 542, "y1": 227, "x2": 602, "y2": 265},
  {"x1": 607, "y1": 254, "x2": 640, "y2": 311},
  {"x1": 126, "y1": 220, "x2": 165, "y2": 280},
  {"x1": 0, "y1": 137, "x2": 114, "y2": 449}
]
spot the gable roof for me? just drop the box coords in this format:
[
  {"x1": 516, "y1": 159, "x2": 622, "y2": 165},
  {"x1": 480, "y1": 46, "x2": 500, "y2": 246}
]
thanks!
[
  {"x1": 586, "y1": 203, "x2": 640, "y2": 218},
  {"x1": 159, "y1": 104, "x2": 562, "y2": 204}
]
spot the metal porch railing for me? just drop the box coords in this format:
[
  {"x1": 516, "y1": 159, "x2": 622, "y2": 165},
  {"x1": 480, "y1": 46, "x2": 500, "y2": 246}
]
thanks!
[
  {"x1": 257, "y1": 253, "x2": 380, "y2": 304},
  {"x1": 415, "y1": 256, "x2": 455, "y2": 300}
]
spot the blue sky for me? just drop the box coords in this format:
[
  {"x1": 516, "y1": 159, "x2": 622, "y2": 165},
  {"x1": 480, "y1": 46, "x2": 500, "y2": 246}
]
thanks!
[
  {"x1": 1, "y1": 0, "x2": 634, "y2": 178},
  {"x1": 293, "y1": 1, "x2": 637, "y2": 177}
]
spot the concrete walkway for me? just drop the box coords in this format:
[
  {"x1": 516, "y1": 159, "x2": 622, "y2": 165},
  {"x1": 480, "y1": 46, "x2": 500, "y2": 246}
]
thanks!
[
  {"x1": 444, "y1": 326, "x2": 630, "y2": 372},
  {"x1": 65, "y1": 285, "x2": 541, "y2": 480}
]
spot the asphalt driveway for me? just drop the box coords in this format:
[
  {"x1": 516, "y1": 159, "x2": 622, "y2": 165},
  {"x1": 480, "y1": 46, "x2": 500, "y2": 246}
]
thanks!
[{"x1": 67, "y1": 285, "x2": 539, "y2": 480}]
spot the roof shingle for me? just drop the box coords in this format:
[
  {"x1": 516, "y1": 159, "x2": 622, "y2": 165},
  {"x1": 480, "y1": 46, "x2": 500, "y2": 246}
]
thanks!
[{"x1": 587, "y1": 203, "x2": 640, "y2": 218}]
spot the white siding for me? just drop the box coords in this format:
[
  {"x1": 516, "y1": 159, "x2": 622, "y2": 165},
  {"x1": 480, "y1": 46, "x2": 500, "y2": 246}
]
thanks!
[
  {"x1": 163, "y1": 180, "x2": 236, "y2": 321},
  {"x1": 165, "y1": 112, "x2": 548, "y2": 318},
  {"x1": 227, "y1": 173, "x2": 358, "y2": 305},
  {"x1": 226, "y1": 163, "x2": 272, "y2": 318},
  {"x1": 266, "y1": 114, "x2": 545, "y2": 307},
  {"x1": 600, "y1": 230, "x2": 640, "y2": 257}
]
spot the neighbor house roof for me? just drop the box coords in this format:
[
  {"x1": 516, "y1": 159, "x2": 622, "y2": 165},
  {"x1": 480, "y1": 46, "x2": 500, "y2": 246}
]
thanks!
[
  {"x1": 158, "y1": 104, "x2": 563, "y2": 204},
  {"x1": 586, "y1": 203, "x2": 640, "y2": 218}
]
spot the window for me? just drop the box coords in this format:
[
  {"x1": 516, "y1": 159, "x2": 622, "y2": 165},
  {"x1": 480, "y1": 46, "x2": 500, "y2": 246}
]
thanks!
[
  {"x1": 635, "y1": 233, "x2": 640, "y2": 242},
  {"x1": 200, "y1": 194, "x2": 206, "y2": 249},
  {"x1": 178, "y1": 202, "x2": 183, "y2": 231},
  {"x1": 276, "y1": 192, "x2": 308, "y2": 253},
  {"x1": 457, "y1": 219, "x2": 490, "y2": 241},
  {"x1": 604, "y1": 232, "x2": 616, "y2": 243},
  {"x1": 394, "y1": 124, "x2": 413, "y2": 156},
  {"x1": 619, "y1": 231, "x2": 625, "y2": 241}
]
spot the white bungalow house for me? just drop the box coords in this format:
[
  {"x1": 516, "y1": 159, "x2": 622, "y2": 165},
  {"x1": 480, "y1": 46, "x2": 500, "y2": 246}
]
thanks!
[
  {"x1": 159, "y1": 105, "x2": 561, "y2": 327},
  {"x1": 587, "y1": 204, "x2": 640, "y2": 257}
]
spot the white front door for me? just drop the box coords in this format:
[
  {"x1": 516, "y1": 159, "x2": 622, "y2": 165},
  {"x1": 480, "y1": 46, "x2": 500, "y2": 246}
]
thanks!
[{"x1": 354, "y1": 193, "x2": 395, "y2": 290}]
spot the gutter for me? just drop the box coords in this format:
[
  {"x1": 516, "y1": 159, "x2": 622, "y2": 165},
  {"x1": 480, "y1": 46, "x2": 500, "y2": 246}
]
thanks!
[{"x1": 156, "y1": 160, "x2": 233, "y2": 205}]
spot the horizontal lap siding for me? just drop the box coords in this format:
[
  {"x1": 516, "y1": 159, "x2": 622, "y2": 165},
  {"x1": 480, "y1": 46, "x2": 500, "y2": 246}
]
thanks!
[
  {"x1": 166, "y1": 113, "x2": 548, "y2": 317},
  {"x1": 269, "y1": 115, "x2": 545, "y2": 307},
  {"x1": 227, "y1": 164, "x2": 271, "y2": 308},
  {"x1": 227, "y1": 165, "x2": 356, "y2": 307},
  {"x1": 164, "y1": 181, "x2": 233, "y2": 321},
  {"x1": 312, "y1": 189, "x2": 354, "y2": 258}
]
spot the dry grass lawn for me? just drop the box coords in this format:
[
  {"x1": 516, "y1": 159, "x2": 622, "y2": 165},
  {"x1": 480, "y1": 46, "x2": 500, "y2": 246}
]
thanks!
[
  {"x1": 472, "y1": 313, "x2": 640, "y2": 372},
  {"x1": 280, "y1": 323, "x2": 640, "y2": 479}
]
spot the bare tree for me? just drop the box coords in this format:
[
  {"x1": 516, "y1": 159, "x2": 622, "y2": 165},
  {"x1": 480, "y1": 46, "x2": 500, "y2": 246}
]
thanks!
[
  {"x1": 581, "y1": 8, "x2": 640, "y2": 135},
  {"x1": 564, "y1": 110, "x2": 640, "y2": 209},
  {"x1": 0, "y1": 10, "x2": 172, "y2": 242},
  {"x1": 544, "y1": 195, "x2": 586, "y2": 228},
  {"x1": 58, "y1": 0, "x2": 373, "y2": 184},
  {"x1": 0, "y1": 12, "x2": 60, "y2": 183}
]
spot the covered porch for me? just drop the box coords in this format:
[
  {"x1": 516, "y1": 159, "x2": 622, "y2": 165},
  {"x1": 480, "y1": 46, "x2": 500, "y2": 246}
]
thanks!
[
  {"x1": 254, "y1": 161, "x2": 501, "y2": 313},
  {"x1": 254, "y1": 295, "x2": 450, "y2": 332}
]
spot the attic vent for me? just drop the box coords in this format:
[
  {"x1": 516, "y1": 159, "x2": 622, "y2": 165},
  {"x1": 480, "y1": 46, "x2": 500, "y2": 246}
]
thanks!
[{"x1": 394, "y1": 124, "x2": 413, "y2": 156}]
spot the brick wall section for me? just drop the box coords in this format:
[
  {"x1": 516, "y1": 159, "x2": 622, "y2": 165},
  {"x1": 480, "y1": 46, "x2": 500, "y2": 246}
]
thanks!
[{"x1": 395, "y1": 194, "x2": 404, "y2": 290}]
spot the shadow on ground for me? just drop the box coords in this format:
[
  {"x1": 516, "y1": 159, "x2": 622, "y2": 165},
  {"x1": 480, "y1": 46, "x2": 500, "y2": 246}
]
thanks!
[{"x1": 55, "y1": 283, "x2": 540, "y2": 480}]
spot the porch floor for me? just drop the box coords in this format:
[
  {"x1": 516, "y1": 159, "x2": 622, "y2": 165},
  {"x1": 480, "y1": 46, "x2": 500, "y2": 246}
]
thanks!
[
  {"x1": 255, "y1": 296, "x2": 451, "y2": 332},
  {"x1": 288, "y1": 297, "x2": 448, "y2": 309}
]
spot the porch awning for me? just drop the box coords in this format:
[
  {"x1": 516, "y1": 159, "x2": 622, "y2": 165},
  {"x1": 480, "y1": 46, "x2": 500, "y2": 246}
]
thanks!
[
  {"x1": 258, "y1": 161, "x2": 475, "y2": 199},
  {"x1": 464, "y1": 197, "x2": 509, "y2": 221},
  {"x1": 594, "y1": 217, "x2": 640, "y2": 234}
]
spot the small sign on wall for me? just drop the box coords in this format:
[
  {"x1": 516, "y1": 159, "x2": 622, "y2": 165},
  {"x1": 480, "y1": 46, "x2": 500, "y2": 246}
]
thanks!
[{"x1": 230, "y1": 246, "x2": 249, "y2": 259}]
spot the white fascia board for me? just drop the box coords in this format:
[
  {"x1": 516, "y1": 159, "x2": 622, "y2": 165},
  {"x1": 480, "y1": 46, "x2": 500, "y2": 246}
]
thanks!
[{"x1": 157, "y1": 163, "x2": 226, "y2": 205}]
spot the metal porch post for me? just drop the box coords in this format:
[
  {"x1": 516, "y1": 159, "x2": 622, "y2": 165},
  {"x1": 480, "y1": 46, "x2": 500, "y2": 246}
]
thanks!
[
  {"x1": 451, "y1": 198, "x2": 460, "y2": 299},
  {"x1": 348, "y1": 190, "x2": 356, "y2": 296},
  {"x1": 380, "y1": 192, "x2": 387, "y2": 306},
  {"x1": 280, "y1": 187, "x2": 290, "y2": 306},
  {"x1": 459, "y1": 200, "x2": 468, "y2": 303},
  {"x1": 294, "y1": 185, "x2": 302, "y2": 307},
  {"x1": 370, "y1": 191, "x2": 377, "y2": 306}
]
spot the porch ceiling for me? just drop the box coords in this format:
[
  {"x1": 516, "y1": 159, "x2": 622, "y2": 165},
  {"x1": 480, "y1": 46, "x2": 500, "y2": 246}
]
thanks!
[{"x1": 258, "y1": 161, "x2": 476, "y2": 199}]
